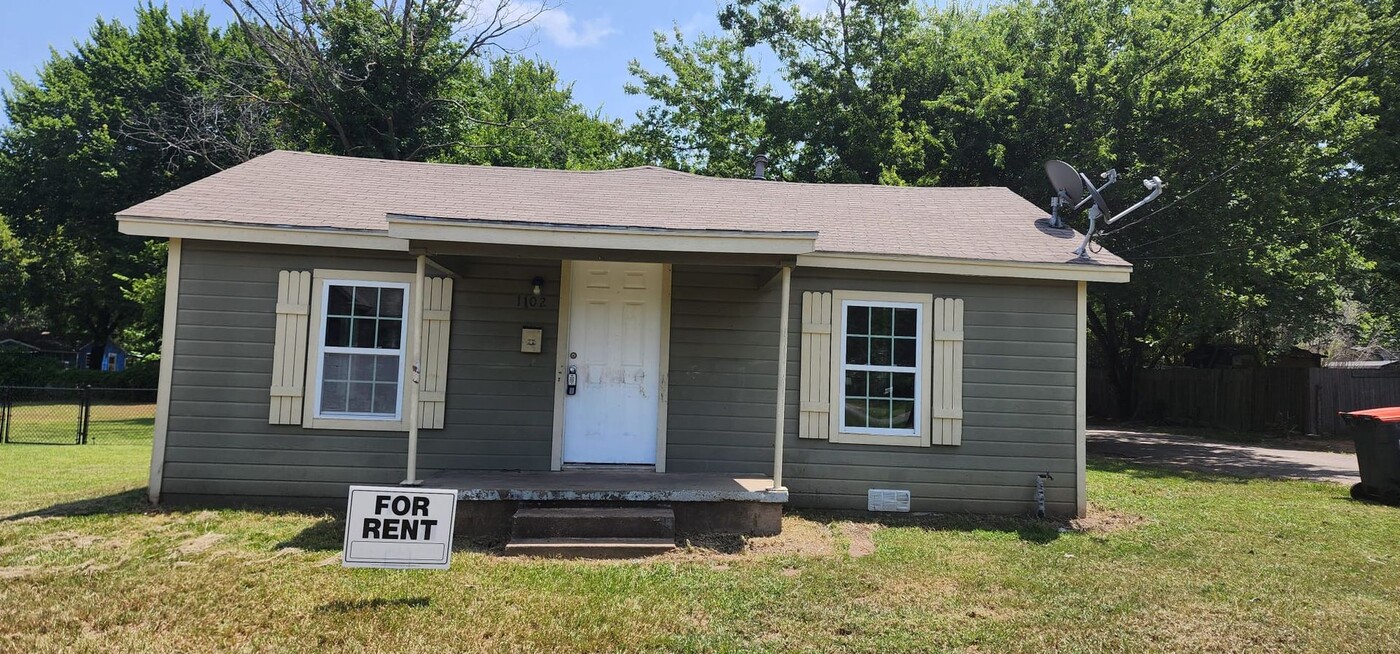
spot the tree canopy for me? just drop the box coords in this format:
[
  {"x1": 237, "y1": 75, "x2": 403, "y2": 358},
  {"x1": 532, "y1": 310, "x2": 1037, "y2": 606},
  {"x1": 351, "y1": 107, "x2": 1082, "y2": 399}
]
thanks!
[{"x1": 626, "y1": 0, "x2": 1399, "y2": 414}]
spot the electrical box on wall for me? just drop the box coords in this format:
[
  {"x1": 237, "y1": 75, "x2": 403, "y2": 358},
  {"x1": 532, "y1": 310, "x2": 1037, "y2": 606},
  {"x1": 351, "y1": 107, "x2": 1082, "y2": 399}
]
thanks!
[{"x1": 520, "y1": 327, "x2": 543, "y2": 354}]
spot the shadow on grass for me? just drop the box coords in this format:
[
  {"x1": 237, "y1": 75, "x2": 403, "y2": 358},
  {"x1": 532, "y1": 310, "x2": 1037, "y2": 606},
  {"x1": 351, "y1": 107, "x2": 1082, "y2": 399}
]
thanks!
[
  {"x1": 316, "y1": 597, "x2": 431, "y2": 613},
  {"x1": 1, "y1": 488, "x2": 154, "y2": 522},
  {"x1": 1087, "y1": 456, "x2": 1253, "y2": 484}
]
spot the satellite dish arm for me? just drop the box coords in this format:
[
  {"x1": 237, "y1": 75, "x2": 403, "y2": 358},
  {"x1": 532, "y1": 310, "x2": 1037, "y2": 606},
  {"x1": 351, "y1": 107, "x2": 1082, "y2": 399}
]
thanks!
[{"x1": 1104, "y1": 177, "x2": 1164, "y2": 225}]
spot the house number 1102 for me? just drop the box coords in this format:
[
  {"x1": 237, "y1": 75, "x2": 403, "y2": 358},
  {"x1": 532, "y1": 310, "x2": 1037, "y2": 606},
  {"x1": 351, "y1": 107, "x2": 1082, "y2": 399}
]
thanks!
[{"x1": 516, "y1": 295, "x2": 548, "y2": 308}]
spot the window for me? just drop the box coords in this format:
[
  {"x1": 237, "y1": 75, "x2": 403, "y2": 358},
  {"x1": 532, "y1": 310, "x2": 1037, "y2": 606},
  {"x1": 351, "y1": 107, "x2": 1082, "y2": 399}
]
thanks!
[
  {"x1": 314, "y1": 279, "x2": 409, "y2": 421},
  {"x1": 830, "y1": 290, "x2": 933, "y2": 446}
]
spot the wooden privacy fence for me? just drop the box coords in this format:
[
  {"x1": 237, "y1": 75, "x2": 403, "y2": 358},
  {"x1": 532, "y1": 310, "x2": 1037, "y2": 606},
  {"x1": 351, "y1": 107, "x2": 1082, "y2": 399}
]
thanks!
[{"x1": 1088, "y1": 367, "x2": 1400, "y2": 436}]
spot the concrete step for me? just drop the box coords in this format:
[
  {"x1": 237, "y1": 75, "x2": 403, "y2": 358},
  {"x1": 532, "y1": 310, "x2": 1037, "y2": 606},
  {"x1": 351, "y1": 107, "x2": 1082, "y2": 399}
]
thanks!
[
  {"x1": 503, "y1": 537, "x2": 677, "y2": 559},
  {"x1": 511, "y1": 506, "x2": 675, "y2": 539}
]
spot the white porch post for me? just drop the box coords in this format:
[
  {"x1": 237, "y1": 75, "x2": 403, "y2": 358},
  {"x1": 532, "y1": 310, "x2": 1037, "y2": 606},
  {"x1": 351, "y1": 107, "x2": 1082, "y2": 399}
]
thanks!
[
  {"x1": 771, "y1": 265, "x2": 792, "y2": 491},
  {"x1": 403, "y1": 254, "x2": 426, "y2": 486}
]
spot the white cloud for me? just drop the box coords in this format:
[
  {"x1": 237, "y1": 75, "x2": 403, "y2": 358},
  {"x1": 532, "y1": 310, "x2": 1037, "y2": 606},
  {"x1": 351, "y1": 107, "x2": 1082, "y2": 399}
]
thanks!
[
  {"x1": 535, "y1": 8, "x2": 617, "y2": 48},
  {"x1": 796, "y1": 0, "x2": 830, "y2": 17}
]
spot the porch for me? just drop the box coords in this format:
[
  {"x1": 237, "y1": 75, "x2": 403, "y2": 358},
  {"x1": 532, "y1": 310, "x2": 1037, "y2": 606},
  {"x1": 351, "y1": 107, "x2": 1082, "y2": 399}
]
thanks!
[{"x1": 424, "y1": 469, "x2": 788, "y2": 545}]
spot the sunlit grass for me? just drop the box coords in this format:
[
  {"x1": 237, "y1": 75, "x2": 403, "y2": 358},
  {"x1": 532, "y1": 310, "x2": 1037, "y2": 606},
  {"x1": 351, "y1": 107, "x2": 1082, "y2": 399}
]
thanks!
[{"x1": 0, "y1": 444, "x2": 1397, "y2": 652}]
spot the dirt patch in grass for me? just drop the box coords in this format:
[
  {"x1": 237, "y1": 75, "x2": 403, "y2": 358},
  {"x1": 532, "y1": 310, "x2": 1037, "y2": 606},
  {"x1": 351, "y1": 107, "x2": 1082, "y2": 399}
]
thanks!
[
  {"x1": 671, "y1": 516, "x2": 839, "y2": 560},
  {"x1": 172, "y1": 533, "x2": 226, "y2": 557},
  {"x1": 834, "y1": 521, "x2": 882, "y2": 557},
  {"x1": 1066, "y1": 504, "x2": 1149, "y2": 535}
]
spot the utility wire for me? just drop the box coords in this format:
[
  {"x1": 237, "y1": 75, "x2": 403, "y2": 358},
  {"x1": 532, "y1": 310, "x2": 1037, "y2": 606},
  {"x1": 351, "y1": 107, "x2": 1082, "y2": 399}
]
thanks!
[
  {"x1": 1022, "y1": 0, "x2": 1264, "y2": 171},
  {"x1": 1123, "y1": 0, "x2": 1264, "y2": 90},
  {"x1": 1101, "y1": 19, "x2": 1400, "y2": 240},
  {"x1": 1127, "y1": 200, "x2": 1396, "y2": 261}
]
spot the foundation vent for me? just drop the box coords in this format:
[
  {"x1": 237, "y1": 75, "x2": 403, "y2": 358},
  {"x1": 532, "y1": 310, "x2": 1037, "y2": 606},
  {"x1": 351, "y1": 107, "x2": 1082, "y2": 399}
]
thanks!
[{"x1": 867, "y1": 489, "x2": 911, "y2": 513}]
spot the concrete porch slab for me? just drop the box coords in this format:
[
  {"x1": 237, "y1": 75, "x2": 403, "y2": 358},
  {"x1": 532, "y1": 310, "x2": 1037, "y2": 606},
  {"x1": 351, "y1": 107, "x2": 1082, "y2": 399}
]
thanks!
[{"x1": 420, "y1": 469, "x2": 788, "y2": 503}]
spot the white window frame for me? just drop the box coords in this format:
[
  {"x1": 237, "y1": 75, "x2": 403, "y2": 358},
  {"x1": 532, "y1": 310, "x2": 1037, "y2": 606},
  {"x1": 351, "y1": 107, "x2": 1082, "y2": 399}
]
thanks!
[
  {"x1": 302, "y1": 269, "x2": 416, "y2": 431},
  {"x1": 829, "y1": 290, "x2": 934, "y2": 447}
]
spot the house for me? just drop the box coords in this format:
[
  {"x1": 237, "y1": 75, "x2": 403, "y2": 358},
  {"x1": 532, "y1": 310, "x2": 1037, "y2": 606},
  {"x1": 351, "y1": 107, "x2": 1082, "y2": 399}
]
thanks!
[
  {"x1": 0, "y1": 330, "x2": 79, "y2": 367},
  {"x1": 116, "y1": 150, "x2": 1130, "y2": 537},
  {"x1": 76, "y1": 341, "x2": 129, "y2": 371}
]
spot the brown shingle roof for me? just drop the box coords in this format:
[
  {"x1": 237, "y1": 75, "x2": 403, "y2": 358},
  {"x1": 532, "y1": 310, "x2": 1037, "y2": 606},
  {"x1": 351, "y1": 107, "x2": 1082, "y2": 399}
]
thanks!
[{"x1": 117, "y1": 150, "x2": 1127, "y2": 267}]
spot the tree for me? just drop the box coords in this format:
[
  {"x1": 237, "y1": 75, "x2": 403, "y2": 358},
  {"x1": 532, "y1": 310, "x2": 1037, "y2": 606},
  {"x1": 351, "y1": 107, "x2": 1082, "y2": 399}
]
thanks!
[
  {"x1": 223, "y1": 0, "x2": 550, "y2": 161},
  {"x1": 0, "y1": 5, "x2": 239, "y2": 368},
  {"x1": 633, "y1": 0, "x2": 1389, "y2": 417},
  {"x1": 624, "y1": 28, "x2": 777, "y2": 178}
]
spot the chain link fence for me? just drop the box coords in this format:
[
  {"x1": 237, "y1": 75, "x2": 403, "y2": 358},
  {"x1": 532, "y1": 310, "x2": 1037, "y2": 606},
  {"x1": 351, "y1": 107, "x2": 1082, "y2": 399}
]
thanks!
[{"x1": 0, "y1": 386, "x2": 157, "y2": 445}]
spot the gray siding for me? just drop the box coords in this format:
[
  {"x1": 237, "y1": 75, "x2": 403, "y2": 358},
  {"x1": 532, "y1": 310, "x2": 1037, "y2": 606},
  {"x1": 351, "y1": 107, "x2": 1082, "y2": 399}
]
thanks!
[
  {"x1": 163, "y1": 241, "x2": 559, "y2": 502},
  {"x1": 166, "y1": 241, "x2": 1078, "y2": 514},
  {"x1": 667, "y1": 267, "x2": 1080, "y2": 515}
]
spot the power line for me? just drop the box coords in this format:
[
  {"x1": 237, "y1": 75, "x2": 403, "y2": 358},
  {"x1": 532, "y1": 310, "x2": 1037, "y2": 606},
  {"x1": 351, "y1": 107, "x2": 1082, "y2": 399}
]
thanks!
[
  {"x1": 1124, "y1": 0, "x2": 1264, "y2": 90},
  {"x1": 1021, "y1": 0, "x2": 1265, "y2": 170},
  {"x1": 1101, "y1": 20, "x2": 1400, "y2": 240},
  {"x1": 1127, "y1": 200, "x2": 1396, "y2": 261}
]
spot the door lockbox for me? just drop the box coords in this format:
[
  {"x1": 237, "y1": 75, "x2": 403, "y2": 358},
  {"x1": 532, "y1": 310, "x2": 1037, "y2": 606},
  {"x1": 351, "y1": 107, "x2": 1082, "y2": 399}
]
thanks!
[{"x1": 566, "y1": 365, "x2": 578, "y2": 395}]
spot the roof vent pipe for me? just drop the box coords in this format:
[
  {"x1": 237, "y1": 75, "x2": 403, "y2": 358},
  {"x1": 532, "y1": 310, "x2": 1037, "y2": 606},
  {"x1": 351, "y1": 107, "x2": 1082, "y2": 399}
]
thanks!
[{"x1": 752, "y1": 154, "x2": 769, "y2": 180}]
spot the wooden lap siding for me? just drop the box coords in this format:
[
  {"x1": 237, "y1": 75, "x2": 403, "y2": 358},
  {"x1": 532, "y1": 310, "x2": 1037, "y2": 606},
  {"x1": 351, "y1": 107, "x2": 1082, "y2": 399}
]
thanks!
[
  {"x1": 667, "y1": 267, "x2": 1080, "y2": 516},
  {"x1": 162, "y1": 241, "x2": 558, "y2": 502},
  {"x1": 165, "y1": 242, "x2": 1076, "y2": 513}
]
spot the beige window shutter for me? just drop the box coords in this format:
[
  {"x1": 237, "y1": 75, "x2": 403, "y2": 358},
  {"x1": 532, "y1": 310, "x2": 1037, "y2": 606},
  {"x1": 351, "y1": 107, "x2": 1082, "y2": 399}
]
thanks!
[
  {"x1": 417, "y1": 277, "x2": 454, "y2": 429},
  {"x1": 269, "y1": 270, "x2": 312, "y2": 425},
  {"x1": 931, "y1": 297, "x2": 965, "y2": 445},
  {"x1": 798, "y1": 291, "x2": 833, "y2": 439}
]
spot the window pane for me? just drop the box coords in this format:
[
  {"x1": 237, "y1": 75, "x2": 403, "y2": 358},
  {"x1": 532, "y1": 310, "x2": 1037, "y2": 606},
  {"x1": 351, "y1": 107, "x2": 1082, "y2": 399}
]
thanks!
[
  {"x1": 870, "y1": 307, "x2": 893, "y2": 335},
  {"x1": 349, "y1": 354, "x2": 376, "y2": 381},
  {"x1": 322, "y1": 353, "x2": 350, "y2": 381},
  {"x1": 845, "y1": 370, "x2": 867, "y2": 398},
  {"x1": 320, "y1": 379, "x2": 347, "y2": 413},
  {"x1": 844, "y1": 398, "x2": 868, "y2": 428},
  {"x1": 893, "y1": 308, "x2": 917, "y2": 337},
  {"x1": 327, "y1": 286, "x2": 353, "y2": 316},
  {"x1": 380, "y1": 288, "x2": 404, "y2": 318},
  {"x1": 868, "y1": 399, "x2": 892, "y2": 429},
  {"x1": 870, "y1": 337, "x2": 892, "y2": 366},
  {"x1": 347, "y1": 382, "x2": 375, "y2": 413},
  {"x1": 846, "y1": 305, "x2": 869, "y2": 335},
  {"x1": 376, "y1": 319, "x2": 402, "y2": 349},
  {"x1": 325, "y1": 317, "x2": 351, "y2": 347},
  {"x1": 894, "y1": 338, "x2": 916, "y2": 367},
  {"x1": 374, "y1": 354, "x2": 399, "y2": 382},
  {"x1": 869, "y1": 372, "x2": 891, "y2": 399},
  {"x1": 372, "y1": 382, "x2": 398, "y2": 414},
  {"x1": 353, "y1": 287, "x2": 378, "y2": 317},
  {"x1": 845, "y1": 336, "x2": 868, "y2": 366},
  {"x1": 352, "y1": 318, "x2": 377, "y2": 348},
  {"x1": 892, "y1": 372, "x2": 916, "y2": 399},
  {"x1": 891, "y1": 400, "x2": 915, "y2": 429}
]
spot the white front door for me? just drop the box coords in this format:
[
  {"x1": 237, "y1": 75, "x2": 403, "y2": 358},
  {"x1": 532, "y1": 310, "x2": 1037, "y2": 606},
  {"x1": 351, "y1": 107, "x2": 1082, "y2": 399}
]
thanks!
[{"x1": 562, "y1": 261, "x2": 664, "y2": 465}]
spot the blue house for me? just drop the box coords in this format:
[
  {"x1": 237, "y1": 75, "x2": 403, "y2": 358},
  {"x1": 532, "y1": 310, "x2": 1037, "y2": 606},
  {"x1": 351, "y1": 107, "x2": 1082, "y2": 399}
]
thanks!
[{"x1": 77, "y1": 341, "x2": 129, "y2": 372}]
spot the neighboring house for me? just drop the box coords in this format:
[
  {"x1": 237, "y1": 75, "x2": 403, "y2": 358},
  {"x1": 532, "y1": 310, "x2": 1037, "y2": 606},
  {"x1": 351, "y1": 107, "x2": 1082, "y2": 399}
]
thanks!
[
  {"x1": 1324, "y1": 345, "x2": 1398, "y2": 370},
  {"x1": 76, "y1": 341, "x2": 129, "y2": 372},
  {"x1": 116, "y1": 150, "x2": 1130, "y2": 522},
  {"x1": 0, "y1": 331, "x2": 79, "y2": 367}
]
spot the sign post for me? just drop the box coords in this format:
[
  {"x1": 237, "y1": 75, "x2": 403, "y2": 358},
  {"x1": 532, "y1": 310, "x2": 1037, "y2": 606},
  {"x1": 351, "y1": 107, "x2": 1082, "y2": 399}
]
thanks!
[{"x1": 343, "y1": 485, "x2": 457, "y2": 570}]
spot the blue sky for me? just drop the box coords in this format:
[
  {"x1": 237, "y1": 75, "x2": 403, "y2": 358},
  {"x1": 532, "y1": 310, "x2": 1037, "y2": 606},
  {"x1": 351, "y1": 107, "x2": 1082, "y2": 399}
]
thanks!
[{"x1": 0, "y1": 0, "x2": 803, "y2": 125}]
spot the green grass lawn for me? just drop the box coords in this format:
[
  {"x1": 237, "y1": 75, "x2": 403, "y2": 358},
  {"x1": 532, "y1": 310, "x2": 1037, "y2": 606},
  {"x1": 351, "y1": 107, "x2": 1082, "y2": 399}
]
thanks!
[
  {"x1": 3, "y1": 402, "x2": 154, "y2": 445},
  {"x1": 1, "y1": 444, "x2": 1398, "y2": 653}
]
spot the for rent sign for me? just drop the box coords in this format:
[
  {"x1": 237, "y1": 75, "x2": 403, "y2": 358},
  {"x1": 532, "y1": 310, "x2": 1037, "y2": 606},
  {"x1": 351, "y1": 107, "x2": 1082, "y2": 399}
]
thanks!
[{"x1": 342, "y1": 486, "x2": 457, "y2": 570}]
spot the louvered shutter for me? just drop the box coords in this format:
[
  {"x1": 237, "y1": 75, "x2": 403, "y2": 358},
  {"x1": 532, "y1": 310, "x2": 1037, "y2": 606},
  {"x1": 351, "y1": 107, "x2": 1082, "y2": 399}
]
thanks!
[
  {"x1": 799, "y1": 291, "x2": 832, "y2": 439},
  {"x1": 931, "y1": 297, "x2": 965, "y2": 445},
  {"x1": 416, "y1": 277, "x2": 453, "y2": 429},
  {"x1": 269, "y1": 270, "x2": 312, "y2": 425}
]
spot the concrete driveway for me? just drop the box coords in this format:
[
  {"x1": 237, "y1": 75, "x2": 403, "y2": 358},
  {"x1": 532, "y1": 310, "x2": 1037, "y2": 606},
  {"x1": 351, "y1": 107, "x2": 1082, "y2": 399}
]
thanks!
[{"x1": 1088, "y1": 429, "x2": 1360, "y2": 485}]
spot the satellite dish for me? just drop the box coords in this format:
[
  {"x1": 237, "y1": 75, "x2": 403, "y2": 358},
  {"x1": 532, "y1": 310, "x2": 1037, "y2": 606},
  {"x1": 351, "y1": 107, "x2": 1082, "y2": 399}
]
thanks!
[
  {"x1": 1045, "y1": 160, "x2": 1084, "y2": 203},
  {"x1": 1080, "y1": 172, "x2": 1111, "y2": 218}
]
